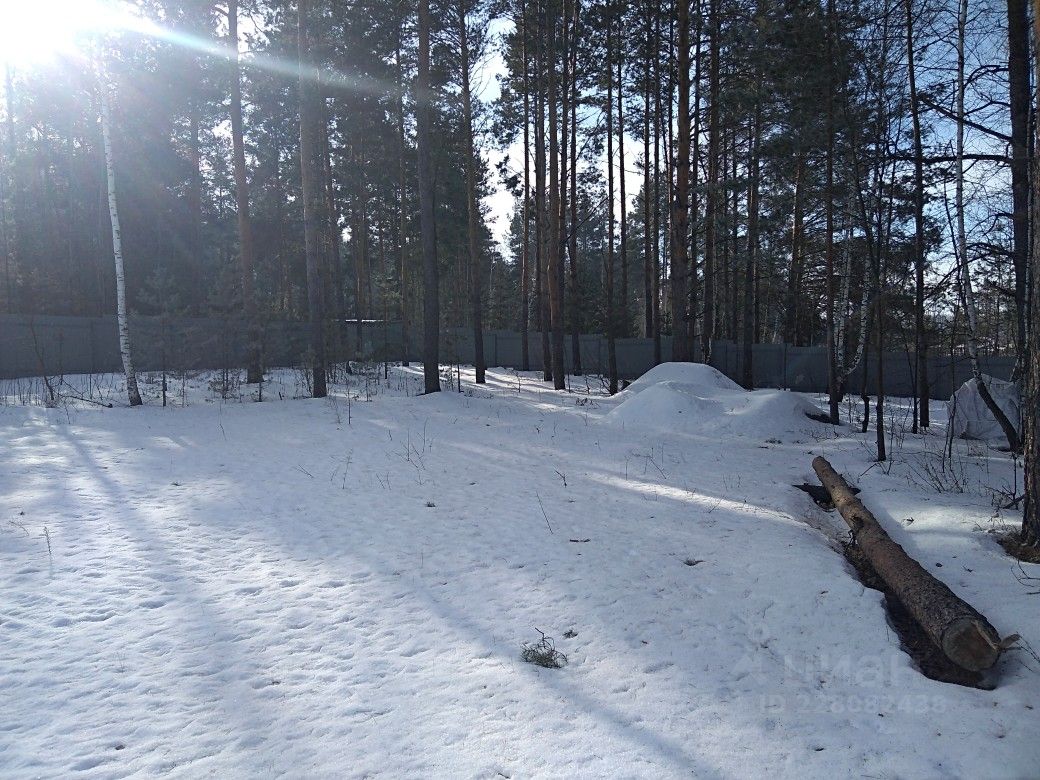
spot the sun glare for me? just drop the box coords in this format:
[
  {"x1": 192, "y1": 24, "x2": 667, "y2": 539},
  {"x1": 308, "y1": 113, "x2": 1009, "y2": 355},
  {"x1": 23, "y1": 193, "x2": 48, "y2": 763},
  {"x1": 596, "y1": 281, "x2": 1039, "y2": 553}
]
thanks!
[{"x1": 0, "y1": 0, "x2": 138, "y2": 67}]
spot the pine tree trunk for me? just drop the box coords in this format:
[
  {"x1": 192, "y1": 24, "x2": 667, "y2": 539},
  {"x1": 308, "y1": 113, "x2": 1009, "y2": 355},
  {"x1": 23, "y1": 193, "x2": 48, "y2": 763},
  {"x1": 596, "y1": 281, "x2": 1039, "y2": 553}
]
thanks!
[
  {"x1": 229, "y1": 0, "x2": 263, "y2": 384},
  {"x1": 396, "y1": 43, "x2": 410, "y2": 366},
  {"x1": 298, "y1": 0, "x2": 327, "y2": 397},
  {"x1": 520, "y1": 0, "x2": 531, "y2": 371},
  {"x1": 546, "y1": 0, "x2": 565, "y2": 389},
  {"x1": 458, "y1": 0, "x2": 486, "y2": 384},
  {"x1": 813, "y1": 456, "x2": 1004, "y2": 672},
  {"x1": 605, "y1": 16, "x2": 619, "y2": 393},
  {"x1": 322, "y1": 103, "x2": 346, "y2": 324},
  {"x1": 417, "y1": 0, "x2": 440, "y2": 393},
  {"x1": 652, "y1": 12, "x2": 662, "y2": 365},
  {"x1": 1022, "y1": 0, "x2": 1040, "y2": 545},
  {"x1": 3, "y1": 65, "x2": 18, "y2": 313},
  {"x1": 784, "y1": 156, "x2": 804, "y2": 346},
  {"x1": 99, "y1": 76, "x2": 142, "y2": 407},
  {"x1": 534, "y1": 1, "x2": 551, "y2": 383},
  {"x1": 701, "y1": 0, "x2": 719, "y2": 364},
  {"x1": 642, "y1": 3, "x2": 653, "y2": 341},
  {"x1": 617, "y1": 43, "x2": 628, "y2": 340},
  {"x1": 905, "y1": 0, "x2": 928, "y2": 431},
  {"x1": 669, "y1": 0, "x2": 691, "y2": 362},
  {"x1": 568, "y1": 0, "x2": 581, "y2": 375},
  {"x1": 825, "y1": 0, "x2": 838, "y2": 422},
  {"x1": 742, "y1": 102, "x2": 760, "y2": 390}
]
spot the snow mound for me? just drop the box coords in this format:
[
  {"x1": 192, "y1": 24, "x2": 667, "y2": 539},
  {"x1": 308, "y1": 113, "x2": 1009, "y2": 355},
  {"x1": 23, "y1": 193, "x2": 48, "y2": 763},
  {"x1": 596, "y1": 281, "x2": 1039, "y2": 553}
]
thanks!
[
  {"x1": 607, "y1": 363, "x2": 826, "y2": 438},
  {"x1": 948, "y1": 375, "x2": 1021, "y2": 443},
  {"x1": 624, "y1": 361, "x2": 742, "y2": 395}
]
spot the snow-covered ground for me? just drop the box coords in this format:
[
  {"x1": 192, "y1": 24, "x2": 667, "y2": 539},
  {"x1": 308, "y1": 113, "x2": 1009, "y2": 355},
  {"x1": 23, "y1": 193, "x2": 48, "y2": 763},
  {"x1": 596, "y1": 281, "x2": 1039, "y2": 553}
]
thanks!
[{"x1": 0, "y1": 364, "x2": 1036, "y2": 778}]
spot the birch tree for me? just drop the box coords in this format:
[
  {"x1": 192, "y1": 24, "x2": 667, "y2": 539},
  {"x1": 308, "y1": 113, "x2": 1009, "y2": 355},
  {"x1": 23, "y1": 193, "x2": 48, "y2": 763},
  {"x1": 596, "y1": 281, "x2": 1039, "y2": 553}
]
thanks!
[
  {"x1": 99, "y1": 74, "x2": 142, "y2": 407},
  {"x1": 956, "y1": 0, "x2": 1020, "y2": 453}
]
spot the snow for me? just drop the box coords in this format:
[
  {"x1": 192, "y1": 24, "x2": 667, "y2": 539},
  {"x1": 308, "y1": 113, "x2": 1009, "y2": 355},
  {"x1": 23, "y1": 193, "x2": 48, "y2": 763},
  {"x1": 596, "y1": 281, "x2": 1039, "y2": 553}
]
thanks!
[
  {"x1": 948, "y1": 375, "x2": 1022, "y2": 443},
  {"x1": 608, "y1": 361, "x2": 828, "y2": 439},
  {"x1": 0, "y1": 365, "x2": 1037, "y2": 778}
]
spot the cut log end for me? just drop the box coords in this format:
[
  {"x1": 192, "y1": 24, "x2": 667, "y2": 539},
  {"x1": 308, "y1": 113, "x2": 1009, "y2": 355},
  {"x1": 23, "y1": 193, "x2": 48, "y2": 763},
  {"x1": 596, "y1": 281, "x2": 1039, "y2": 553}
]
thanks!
[
  {"x1": 942, "y1": 618, "x2": 1002, "y2": 673},
  {"x1": 811, "y1": 455, "x2": 1008, "y2": 677}
]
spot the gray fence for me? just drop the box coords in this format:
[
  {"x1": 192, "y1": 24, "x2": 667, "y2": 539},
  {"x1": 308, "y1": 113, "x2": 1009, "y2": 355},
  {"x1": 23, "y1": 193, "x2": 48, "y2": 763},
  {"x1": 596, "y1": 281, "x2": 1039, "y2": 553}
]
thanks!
[{"x1": 0, "y1": 313, "x2": 1014, "y2": 400}]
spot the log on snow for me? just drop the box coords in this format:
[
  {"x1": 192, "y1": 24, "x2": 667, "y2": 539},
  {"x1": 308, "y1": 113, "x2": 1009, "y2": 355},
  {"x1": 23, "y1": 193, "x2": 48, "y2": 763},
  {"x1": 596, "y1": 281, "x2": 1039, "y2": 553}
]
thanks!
[{"x1": 812, "y1": 456, "x2": 1004, "y2": 673}]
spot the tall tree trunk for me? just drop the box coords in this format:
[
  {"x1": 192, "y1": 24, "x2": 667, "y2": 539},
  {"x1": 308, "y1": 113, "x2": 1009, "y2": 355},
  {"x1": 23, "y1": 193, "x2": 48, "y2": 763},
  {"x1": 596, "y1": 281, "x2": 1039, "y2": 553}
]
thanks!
[
  {"x1": 905, "y1": 0, "x2": 929, "y2": 430},
  {"x1": 1023, "y1": 0, "x2": 1040, "y2": 545},
  {"x1": 417, "y1": 0, "x2": 440, "y2": 393},
  {"x1": 742, "y1": 103, "x2": 760, "y2": 390},
  {"x1": 99, "y1": 76, "x2": 142, "y2": 407},
  {"x1": 825, "y1": 0, "x2": 838, "y2": 422},
  {"x1": 642, "y1": 1, "x2": 653, "y2": 341},
  {"x1": 323, "y1": 104, "x2": 346, "y2": 324},
  {"x1": 228, "y1": 0, "x2": 262, "y2": 384},
  {"x1": 670, "y1": 0, "x2": 691, "y2": 362},
  {"x1": 568, "y1": 0, "x2": 581, "y2": 375},
  {"x1": 397, "y1": 42, "x2": 410, "y2": 366},
  {"x1": 687, "y1": 0, "x2": 701, "y2": 357},
  {"x1": 521, "y1": 0, "x2": 531, "y2": 371},
  {"x1": 535, "y1": 0, "x2": 551, "y2": 382},
  {"x1": 187, "y1": 93, "x2": 203, "y2": 297},
  {"x1": 605, "y1": 16, "x2": 619, "y2": 393},
  {"x1": 3, "y1": 65, "x2": 17, "y2": 313},
  {"x1": 1008, "y1": 0, "x2": 1030, "y2": 382},
  {"x1": 784, "y1": 156, "x2": 805, "y2": 345},
  {"x1": 458, "y1": 0, "x2": 486, "y2": 383},
  {"x1": 617, "y1": 38, "x2": 628, "y2": 339},
  {"x1": 957, "y1": 0, "x2": 1019, "y2": 451},
  {"x1": 546, "y1": 0, "x2": 565, "y2": 389},
  {"x1": 298, "y1": 0, "x2": 327, "y2": 397},
  {"x1": 701, "y1": 0, "x2": 719, "y2": 364},
  {"x1": 652, "y1": 10, "x2": 662, "y2": 365}
]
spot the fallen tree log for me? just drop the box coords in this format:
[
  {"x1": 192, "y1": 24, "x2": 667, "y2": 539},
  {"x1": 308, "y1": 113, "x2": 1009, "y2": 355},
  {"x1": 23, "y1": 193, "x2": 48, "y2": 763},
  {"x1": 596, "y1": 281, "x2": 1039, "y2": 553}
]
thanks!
[{"x1": 812, "y1": 455, "x2": 1005, "y2": 673}]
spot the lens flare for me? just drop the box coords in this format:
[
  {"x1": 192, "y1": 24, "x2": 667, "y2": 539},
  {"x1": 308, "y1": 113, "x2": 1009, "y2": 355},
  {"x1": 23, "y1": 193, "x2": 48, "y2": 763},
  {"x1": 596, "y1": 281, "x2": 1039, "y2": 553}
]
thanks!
[{"x1": 0, "y1": 0, "x2": 138, "y2": 66}]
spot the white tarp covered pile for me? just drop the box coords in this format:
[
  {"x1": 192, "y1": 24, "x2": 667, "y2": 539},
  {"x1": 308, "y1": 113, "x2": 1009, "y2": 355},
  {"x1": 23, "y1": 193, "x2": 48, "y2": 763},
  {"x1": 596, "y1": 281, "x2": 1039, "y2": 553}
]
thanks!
[{"x1": 947, "y1": 375, "x2": 1021, "y2": 442}]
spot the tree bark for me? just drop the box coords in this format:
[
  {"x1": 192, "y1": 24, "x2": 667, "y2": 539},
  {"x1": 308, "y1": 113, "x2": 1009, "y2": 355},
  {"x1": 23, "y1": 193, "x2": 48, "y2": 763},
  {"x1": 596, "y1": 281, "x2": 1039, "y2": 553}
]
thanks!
[
  {"x1": 417, "y1": 0, "x2": 440, "y2": 393},
  {"x1": 813, "y1": 456, "x2": 1004, "y2": 672},
  {"x1": 701, "y1": 0, "x2": 720, "y2": 364},
  {"x1": 742, "y1": 104, "x2": 760, "y2": 390},
  {"x1": 1023, "y1": 0, "x2": 1040, "y2": 545},
  {"x1": 617, "y1": 38, "x2": 628, "y2": 339},
  {"x1": 520, "y1": 0, "x2": 531, "y2": 371},
  {"x1": 534, "y1": 0, "x2": 551, "y2": 382},
  {"x1": 956, "y1": 0, "x2": 1019, "y2": 452},
  {"x1": 299, "y1": 0, "x2": 327, "y2": 397},
  {"x1": 642, "y1": 1, "x2": 653, "y2": 341},
  {"x1": 229, "y1": 0, "x2": 262, "y2": 384},
  {"x1": 1007, "y1": 0, "x2": 1030, "y2": 382},
  {"x1": 905, "y1": 0, "x2": 929, "y2": 431},
  {"x1": 546, "y1": 0, "x2": 565, "y2": 389},
  {"x1": 396, "y1": 42, "x2": 410, "y2": 366},
  {"x1": 99, "y1": 75, "x2": 142, "y2": 407},
  {"x1": 825, "y1": 0, "x2": 838, "y2": 422},
  {"x1": 669, "y1": 0, "x2": 691, "y2": 362},
  {"x1": 605, "y1": 15, "x2": 619, "y2": 393},
  {"x1": 568, "y1": 0, "x2": 581, "y2": 375},
  {"x1": 458, "y1": 0, "x2": 486, "y2": 383}
]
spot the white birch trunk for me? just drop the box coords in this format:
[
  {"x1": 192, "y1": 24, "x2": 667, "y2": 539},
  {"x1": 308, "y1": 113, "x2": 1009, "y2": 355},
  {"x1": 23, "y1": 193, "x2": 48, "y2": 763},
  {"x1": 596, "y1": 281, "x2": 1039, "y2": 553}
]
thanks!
[
  {"x1": 955, "y1": 0, "x2": 1020, "y2": 451},
  {"x1": 100, "y1": 80, "x2": 142, "y2": 407}
]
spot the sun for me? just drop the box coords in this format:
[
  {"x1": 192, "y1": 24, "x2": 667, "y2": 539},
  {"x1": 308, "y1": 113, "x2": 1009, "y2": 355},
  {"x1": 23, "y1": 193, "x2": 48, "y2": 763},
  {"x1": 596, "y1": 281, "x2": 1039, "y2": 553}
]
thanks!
[{"x1": 0, "y1": 0, "x2": 137, "y2": 67}]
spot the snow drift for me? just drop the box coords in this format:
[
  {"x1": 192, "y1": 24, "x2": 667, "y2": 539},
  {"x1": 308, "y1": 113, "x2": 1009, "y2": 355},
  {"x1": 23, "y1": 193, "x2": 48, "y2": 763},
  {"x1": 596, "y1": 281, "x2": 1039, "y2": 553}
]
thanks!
[
  {"x1": 606, "y1": 362, "x2": 828, "y2": 438},
  {"x1": 947, "y1": 375, "x2": 1021, "y2": 443}
]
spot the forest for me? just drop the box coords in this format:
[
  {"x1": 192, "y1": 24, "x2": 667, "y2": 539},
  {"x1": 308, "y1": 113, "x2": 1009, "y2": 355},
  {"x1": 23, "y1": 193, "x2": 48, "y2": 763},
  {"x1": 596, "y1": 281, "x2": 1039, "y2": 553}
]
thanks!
[
  {"x1": 3, "y1": 0, "x2": 1037, "y2": 535},
  {"x1": 1, "y1": 1, "x2": 1040, "y2": 773}
]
